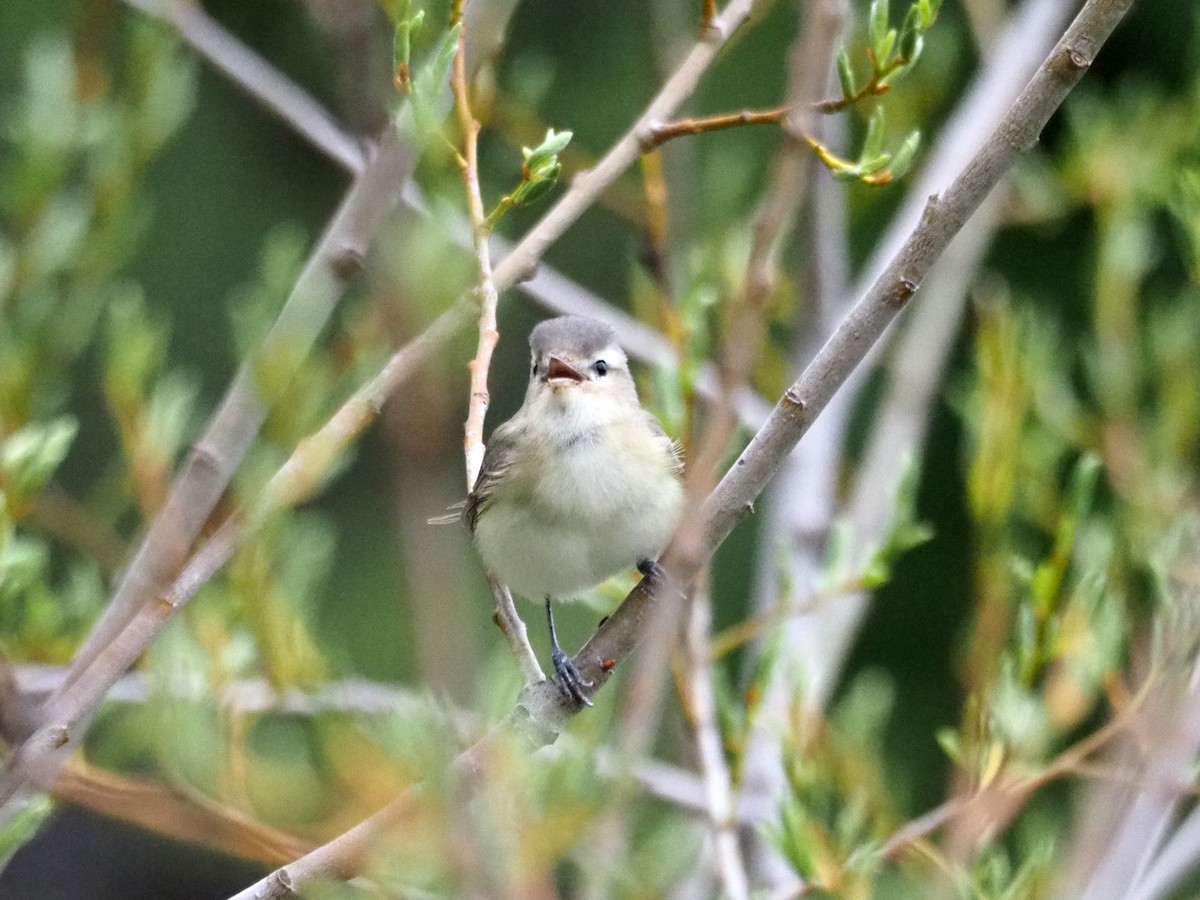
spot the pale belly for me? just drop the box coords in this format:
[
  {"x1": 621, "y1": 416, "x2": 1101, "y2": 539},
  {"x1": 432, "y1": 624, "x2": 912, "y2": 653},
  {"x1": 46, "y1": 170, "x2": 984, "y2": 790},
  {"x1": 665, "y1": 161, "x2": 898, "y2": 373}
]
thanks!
[{"x1": 473, "y1": 435, "x2": 683, "y2": 600}]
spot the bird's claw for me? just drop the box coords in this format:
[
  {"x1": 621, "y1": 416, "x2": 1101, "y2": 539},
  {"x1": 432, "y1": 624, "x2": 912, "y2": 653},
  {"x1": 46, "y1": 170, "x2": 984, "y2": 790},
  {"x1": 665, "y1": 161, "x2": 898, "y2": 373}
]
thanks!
[
  {"x1": 551, "y1": 647, "x2": 593, "y2": 707},
  {"x1": 637, "y1": 557, "x2": 667, "y2": 583}
]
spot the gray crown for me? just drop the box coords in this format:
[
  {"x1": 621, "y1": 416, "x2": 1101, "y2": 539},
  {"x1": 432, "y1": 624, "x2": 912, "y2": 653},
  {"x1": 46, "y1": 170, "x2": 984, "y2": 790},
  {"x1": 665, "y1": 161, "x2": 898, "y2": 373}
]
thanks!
[{"x1": 529, "y1": 316, "x2": 618, "y2": 359}]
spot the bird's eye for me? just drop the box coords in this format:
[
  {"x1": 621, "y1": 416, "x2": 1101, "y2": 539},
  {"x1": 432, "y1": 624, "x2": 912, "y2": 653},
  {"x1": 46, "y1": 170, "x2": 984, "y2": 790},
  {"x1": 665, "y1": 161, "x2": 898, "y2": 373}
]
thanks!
[
  {"x1": 531, "y1": 360, "x2": 539, "y2": 376},
  {"x1": 593, "y1": 360, "x2": 609, "y2": 377}
]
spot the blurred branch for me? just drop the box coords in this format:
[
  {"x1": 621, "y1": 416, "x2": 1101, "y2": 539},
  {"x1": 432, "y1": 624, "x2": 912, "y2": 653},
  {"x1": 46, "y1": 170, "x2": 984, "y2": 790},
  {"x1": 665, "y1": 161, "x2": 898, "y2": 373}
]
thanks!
[
  {"x1": 48, "y1": 118, "x2": 413, "y2": 692},
  {"x1": 1079, "y1": 657, "x2": 1200, "y2": 900},
  {"x1": 8, "y1": 664, "x2": 442, "y2": 718},
  {"x1": 679, "y1": 579, "x2": 750, "y2": 899},
  {"x1": 120, "y1": 0, "x2": 370, "y2": 172},
  {"x1": 57, "y1": 761, "x2": 313, "y2": 868}
]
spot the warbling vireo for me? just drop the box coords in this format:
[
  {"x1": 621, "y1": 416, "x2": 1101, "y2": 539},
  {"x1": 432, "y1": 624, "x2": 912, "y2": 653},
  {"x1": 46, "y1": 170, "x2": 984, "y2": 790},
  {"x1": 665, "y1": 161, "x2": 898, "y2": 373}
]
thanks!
[{"x1": 465, "y1": 316, "x2": 684, "y2": 705}]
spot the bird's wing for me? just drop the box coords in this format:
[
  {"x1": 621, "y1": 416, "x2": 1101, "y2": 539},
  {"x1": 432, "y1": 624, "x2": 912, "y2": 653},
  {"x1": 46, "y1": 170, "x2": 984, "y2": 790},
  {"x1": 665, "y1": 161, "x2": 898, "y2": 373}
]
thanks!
[{"x1": 464, "y1": 420, "x2": 520, "y2": 533}]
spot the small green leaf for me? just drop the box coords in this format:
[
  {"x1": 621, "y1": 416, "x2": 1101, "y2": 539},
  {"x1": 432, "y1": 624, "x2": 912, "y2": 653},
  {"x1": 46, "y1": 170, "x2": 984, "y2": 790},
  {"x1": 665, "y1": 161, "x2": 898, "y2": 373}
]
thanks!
[
  {"x1": 936, "y1": 727, "x2": 963, "y2": 763},
  {"x1": 868, "y1": 0, "x2": 890, "y2": 52},
  {"x1": 861, "y1": 106, "x2": 886, "y2": 163},
  {"x1": 887, "y1": 130, "x2": 921, "y2": 180},
  {"x1": 875, "y1": 28, "x2": 897, "y2": 65},
  {"x1": 836, "y1": 47, "x2": 857, "y2": 98},
  {"x1": 0, "y1": 794, "x2": 52, "y2": 869},
  {"x1": 898, "y1": 4, "x2": 923, "y2": 60},
  {"x1": 1, "y1": 417, "x2": 78, "y2": 503},
  {"x1": 523, "y1": 128, "x2": 572, "y2": 171}
]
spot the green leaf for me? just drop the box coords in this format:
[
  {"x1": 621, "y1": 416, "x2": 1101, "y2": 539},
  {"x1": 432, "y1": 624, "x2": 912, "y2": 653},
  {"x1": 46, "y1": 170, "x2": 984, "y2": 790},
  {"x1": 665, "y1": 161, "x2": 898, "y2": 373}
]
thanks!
[
  {"x1": 898, "y1": 4, "x2": 923, "y2": 60},
  {"x1": 935, "y1": 727, "x2": 962, "y2": 763},
  {"x1": 1, "y1": 417, "x2": 78, "y2": 503},
  {"x1": 861, "y1": 106, "x2": 885, "y2": 163},
  {"x1": 875, "y1": 28, "x2": 897, "y2": 66},
  {"x1": 887, "y1": 130, "x2": 921, "y2": 180},
  {"x1": 523, "y1": 128, "x2": 572, "y2": 173},
  {"x1": 0, "y1": 794, "x2": 52, "y2": 869},
  {"x1": 837, "y1": 47, "x2": 857, "y2": 98},
  {"x1": 868, "y1": 0, "x2": 890, "y2": 53}
]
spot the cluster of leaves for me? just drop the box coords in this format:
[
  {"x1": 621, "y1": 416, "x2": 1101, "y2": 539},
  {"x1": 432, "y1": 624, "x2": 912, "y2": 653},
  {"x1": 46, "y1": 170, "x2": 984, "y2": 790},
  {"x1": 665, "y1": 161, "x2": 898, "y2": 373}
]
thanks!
[
  {"x1": 811, "y1": 0, "x2": 941, "y2": 185},
  {"x1": 390, "y1": 2, "x2": 572, "y2": 235}
]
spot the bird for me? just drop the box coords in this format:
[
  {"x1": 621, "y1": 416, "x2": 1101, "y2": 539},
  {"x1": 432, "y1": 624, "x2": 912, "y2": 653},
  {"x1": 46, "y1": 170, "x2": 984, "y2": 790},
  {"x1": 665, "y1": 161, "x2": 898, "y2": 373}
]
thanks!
[{"x1": 465, "y1": 315, "x2": 684, "y2": 705}]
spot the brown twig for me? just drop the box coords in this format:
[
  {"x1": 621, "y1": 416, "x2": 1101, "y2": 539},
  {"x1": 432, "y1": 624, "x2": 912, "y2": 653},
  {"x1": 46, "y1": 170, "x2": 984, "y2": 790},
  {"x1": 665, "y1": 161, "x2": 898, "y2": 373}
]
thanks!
[
  {"x1": 451, "y1": 3, "x2": 501, "y2": 492},
  {"x1": 450, "y1": 4, "x2": 541, "y2": 678},
  {"x1": 488, "y1": 578, "x2": 544, "y2": 685},
  {"x1": 642, "y1": 105, "x2": 790, "y2": 152}
]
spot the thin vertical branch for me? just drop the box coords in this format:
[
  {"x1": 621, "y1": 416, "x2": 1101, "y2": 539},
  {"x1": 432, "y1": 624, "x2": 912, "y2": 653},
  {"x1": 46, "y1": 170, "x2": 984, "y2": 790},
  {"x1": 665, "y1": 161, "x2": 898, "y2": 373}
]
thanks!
[
  {"x1": 451, "y1": 4, "x2": 501, "y2": 491},
  {"x1": 450, "y1": 2, "x2": 541, "y2": 681},
  {"x1": 680, "y1": 578, "x2": 750, "y2": 899},
  {"x1": 488, "y1": 579, "x2": 545, "y2": 685}
]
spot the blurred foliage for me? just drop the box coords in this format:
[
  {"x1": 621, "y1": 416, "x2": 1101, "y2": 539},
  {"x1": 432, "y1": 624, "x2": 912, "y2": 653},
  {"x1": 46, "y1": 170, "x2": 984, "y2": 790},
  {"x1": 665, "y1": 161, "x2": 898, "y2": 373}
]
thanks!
[{"x1": 0, "y1": 0, "x2": 1197, "y2": 898}]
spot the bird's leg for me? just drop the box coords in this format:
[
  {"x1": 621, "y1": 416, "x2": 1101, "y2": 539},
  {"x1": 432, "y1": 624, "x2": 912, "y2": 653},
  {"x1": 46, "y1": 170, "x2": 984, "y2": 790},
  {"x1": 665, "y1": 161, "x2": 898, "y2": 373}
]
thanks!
[
  {"x1": 637, "y1": 557, "x2": 667, "y2": 584},
  {"x1": 546, "y1": 598, "x2": 593, "y2": 707}
]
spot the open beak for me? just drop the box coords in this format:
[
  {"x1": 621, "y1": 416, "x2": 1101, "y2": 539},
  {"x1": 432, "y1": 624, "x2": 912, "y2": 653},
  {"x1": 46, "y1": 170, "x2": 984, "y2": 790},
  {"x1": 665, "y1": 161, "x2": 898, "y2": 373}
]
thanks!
[{"x1": 545, "y1": 356, "x2": 584, "y2": 383}]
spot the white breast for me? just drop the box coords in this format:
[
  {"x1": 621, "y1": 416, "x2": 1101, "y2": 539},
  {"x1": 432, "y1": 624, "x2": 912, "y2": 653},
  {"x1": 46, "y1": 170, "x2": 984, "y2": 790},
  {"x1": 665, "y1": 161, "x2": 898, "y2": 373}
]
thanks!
[{"x1": 474, "y1": 416, "x2": 683, "y2": 601}]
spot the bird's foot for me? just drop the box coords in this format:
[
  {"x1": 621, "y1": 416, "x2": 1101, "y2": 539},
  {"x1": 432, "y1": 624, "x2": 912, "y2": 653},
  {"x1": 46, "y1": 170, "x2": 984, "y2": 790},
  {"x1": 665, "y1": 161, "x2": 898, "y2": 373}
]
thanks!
[
  {"x1": 545, "y1": 597, "x2": 593, "y2": 707},
  {"x1": 551, "y1": 646, "x2": 593, "y2": 707}
]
